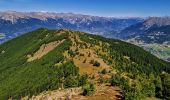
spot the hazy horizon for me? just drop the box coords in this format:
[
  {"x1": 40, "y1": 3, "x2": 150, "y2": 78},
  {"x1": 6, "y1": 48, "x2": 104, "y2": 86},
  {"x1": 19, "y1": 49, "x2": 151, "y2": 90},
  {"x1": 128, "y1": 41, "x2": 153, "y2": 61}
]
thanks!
[
  {"x1": 0, "y1": 0, "x2": 170, "y2": 17},
  {"x1": 1, "y1": 10, "x2": 170, "y2": 18}
]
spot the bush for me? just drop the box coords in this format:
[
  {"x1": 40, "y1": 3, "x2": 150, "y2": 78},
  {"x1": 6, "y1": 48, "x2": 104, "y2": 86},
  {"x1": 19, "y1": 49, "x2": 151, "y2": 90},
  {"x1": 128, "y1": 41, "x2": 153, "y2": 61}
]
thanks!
[
  {"x1": 80, "y1": 53, "x2": 84, "y2": 56},
  {"x1": 79, "y1": 74, "x2": 88, "y2": 86},
  {"x1": 64, "y1": 75, "x2": 79, "y2": 88},
  {"x1": 98, "y1": 76, "x2": 104, "y2": 84},
  {"x1": 90, "y1": 60, "x2": 95, "y2": 64},
  {"x1": 101, "y1": 69, "x2": 107, "y2": 74},
  {"x1": 83, "y1": 59, "x2": 86, "y2": 63},
  {"x1": 110, "y1": 75, "x2": 122, "y2": 86},
  {"x1": 161, "y1": 73, "x2": 170, "y2": 99},
  {"x1": 93, "y1": 61, "x2": 100, "y2": 67},
  {"x1": 82, "y1": 83, "x2": 96, "y2": 96},
  {"x1": 68, "y1": 50, "x2": 77, "y2": 57},
  {"x1": 90, "y1": 60, "x2": 100, "y2": 67}
]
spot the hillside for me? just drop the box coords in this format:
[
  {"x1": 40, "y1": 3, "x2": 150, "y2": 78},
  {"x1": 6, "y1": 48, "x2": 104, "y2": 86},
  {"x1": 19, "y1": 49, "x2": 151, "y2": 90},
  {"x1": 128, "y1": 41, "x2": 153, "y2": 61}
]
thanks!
[
  {"x1": 120, "y1": 17, "x2": 170, "y2": 62},
  {"x1": 0, "y1": 29, "x2": 170, "y2": 100}
]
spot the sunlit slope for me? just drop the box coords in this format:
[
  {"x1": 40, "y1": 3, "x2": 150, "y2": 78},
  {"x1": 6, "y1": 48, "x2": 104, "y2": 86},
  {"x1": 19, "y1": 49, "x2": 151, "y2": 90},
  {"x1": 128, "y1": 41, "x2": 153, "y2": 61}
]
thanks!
[{"x1": 0, "y1": 28, "x2": 170, "y2": 100}]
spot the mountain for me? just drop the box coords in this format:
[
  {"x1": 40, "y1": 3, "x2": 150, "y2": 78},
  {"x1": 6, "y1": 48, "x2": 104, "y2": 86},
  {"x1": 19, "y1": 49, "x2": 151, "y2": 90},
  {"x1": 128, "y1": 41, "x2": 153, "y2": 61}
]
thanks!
[
  {"x1": 0, "y1": 11, "x2": 142, "y2": 44},
  {"x1": 120, "y1": 17, "x2": 170, "y2": 43},
  {"x1": 0, "y1": 28, "x2": 170, "y2": 100},
  {"x1": 127, "y1": 25, "x2": 170, "y2": 44}
]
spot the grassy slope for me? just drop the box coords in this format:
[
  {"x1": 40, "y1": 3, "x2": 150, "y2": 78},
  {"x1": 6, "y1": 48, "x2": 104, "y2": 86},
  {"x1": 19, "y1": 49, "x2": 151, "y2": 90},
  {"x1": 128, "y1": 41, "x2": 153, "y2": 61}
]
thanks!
[{"x1": 0, "y1": 28, "x2": 170, "y2": 99}]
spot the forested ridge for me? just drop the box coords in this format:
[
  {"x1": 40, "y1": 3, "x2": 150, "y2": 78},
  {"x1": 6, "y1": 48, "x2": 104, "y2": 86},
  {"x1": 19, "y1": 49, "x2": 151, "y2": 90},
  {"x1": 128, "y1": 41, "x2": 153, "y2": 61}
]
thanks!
[{"x1": 0, "y1": 28, "x2": 170, "y2": 100}]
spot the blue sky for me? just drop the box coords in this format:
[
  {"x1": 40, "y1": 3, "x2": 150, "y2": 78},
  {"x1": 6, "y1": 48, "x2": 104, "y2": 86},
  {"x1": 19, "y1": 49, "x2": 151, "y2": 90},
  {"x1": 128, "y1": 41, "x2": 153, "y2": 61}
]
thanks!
[{"x1": 0, "y1": 0, "x2": 170, "y2": 17}]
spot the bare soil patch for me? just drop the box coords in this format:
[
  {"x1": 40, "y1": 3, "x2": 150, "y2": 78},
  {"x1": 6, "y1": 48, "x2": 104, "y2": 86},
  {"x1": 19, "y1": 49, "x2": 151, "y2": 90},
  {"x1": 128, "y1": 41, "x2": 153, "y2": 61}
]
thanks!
[{"x1": 27, "y1": 39, "x2": 65, "y2": 62}]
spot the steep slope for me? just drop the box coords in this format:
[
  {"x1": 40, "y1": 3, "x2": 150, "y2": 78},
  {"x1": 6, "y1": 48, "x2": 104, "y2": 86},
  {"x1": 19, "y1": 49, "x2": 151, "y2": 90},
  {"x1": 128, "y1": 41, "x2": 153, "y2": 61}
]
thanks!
[
  {"x1": 0, "y1": 29, "x2": 170, "y2": 100},
  {"x1": 0, "y1": 11, "x2": 142, "y2": 44}
]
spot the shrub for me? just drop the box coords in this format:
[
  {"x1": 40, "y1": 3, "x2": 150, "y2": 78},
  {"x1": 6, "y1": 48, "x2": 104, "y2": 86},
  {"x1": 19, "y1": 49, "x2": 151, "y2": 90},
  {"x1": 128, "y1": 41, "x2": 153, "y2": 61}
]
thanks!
[
  {"x1": 82, "y1": 83, "x2": 96, "y2": 96},
  {"x1": 101, "y1": 69, "x2": 107, "y2": 74},
  {"x1": 80, "y1": 53, "x2": 84, "y2": 56},
  {"x1": 93, "y1": 61, "x2": 100, "y2": 67},
  {"x1": 90, "y1": 60, "x2": 95, "y2": 64},
  {"x1": 79, "y1": 74, "x2": 88, "y2": 86},
  {"x1": 90, "y1": 60, "x2": 100, "y2": 67},
  {"x1": 83, "y1": 59, "x2": 86, "y2": 63},
  {"x1": 64, "y1": 75, "x2": 79, "y2": 88},
  {"x1": 68, "y1": 50, "x2": 77, "y2": 57},
  {"x1": 161, "y1": 73, "x2": 170, "y2": 99},
  {"x1": 98, "y1": 76, "x2": 104, "y2": 84}
]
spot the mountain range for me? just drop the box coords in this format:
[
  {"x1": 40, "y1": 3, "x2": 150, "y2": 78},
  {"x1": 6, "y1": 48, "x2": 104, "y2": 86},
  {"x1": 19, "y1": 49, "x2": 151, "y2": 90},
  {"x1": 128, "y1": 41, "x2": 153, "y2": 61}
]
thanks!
[
  {"x1": 0, "y1": 11, "x2": 142, "y2": 44},
  {"x1": 1, "y1": 11, "x2": 170, "y2": 44}
]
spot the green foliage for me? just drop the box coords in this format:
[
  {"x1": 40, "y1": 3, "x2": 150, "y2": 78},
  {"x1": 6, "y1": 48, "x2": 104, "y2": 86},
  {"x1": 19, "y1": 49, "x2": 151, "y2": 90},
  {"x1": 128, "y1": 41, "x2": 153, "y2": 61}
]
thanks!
[
  {"x1": 154, "y1": 76, "x2": 163, "y2": 98},
  {"x1": 80, "y1": 33, "x2": 170, "y2": 74},
  {"x1": 57, "y1": 61, "x2": 80, "y2": 88},
  {"x1": 79, "y1": 74, "x2": 88, "y2": 86},
  {"x1": 82, "y1": 83, "x2": 96, "y2": 96},
  {"x1": 98, "y1": 76, "x2": 105, "y2": 84},
  {"x1": 68, "y1": 50, "x2": 77, "y2": 57},
  {"x1": 64, "y1": 75, "x2": 79, "y2": 88},
  {"x1": 0, "y1": 29, "x2": 78, "y2": 99},
  {"x1": 79, "y1": 33, "x2": 170, "y2": 100},
  {"x1": 101, "y1": 69, "x2": 107, "y2": 74},
  {"x1": 161, "y1": 73, "x2": 170, "y2": 99},
  {"x1": 0, "y1": 29, "x2": 170, "y2": 100}
]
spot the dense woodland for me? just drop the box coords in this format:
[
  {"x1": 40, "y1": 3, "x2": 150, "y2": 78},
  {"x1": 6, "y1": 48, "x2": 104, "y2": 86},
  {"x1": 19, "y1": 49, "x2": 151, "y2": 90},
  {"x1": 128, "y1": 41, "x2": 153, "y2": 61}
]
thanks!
[{"x1": 0, "y1": 28, "x2": 169, "y2": 100}]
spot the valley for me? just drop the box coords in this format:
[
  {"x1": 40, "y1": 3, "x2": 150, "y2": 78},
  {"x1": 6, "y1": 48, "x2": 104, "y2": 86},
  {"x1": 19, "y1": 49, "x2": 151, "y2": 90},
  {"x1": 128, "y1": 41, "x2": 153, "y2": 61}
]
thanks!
[{"x1": 140, "y1": 44, "x2": 170, "y2": 62}]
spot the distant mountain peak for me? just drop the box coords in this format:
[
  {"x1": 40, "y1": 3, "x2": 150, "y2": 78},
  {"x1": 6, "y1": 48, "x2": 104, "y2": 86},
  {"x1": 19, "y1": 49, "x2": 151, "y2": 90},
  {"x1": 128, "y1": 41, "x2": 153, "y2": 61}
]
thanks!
[
  {"x1": 143, "y1": 16, "x2": 170, "y2": 28},
  {"x1": 0, "y1": 11, "x2": 143, "y2": 22}
]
